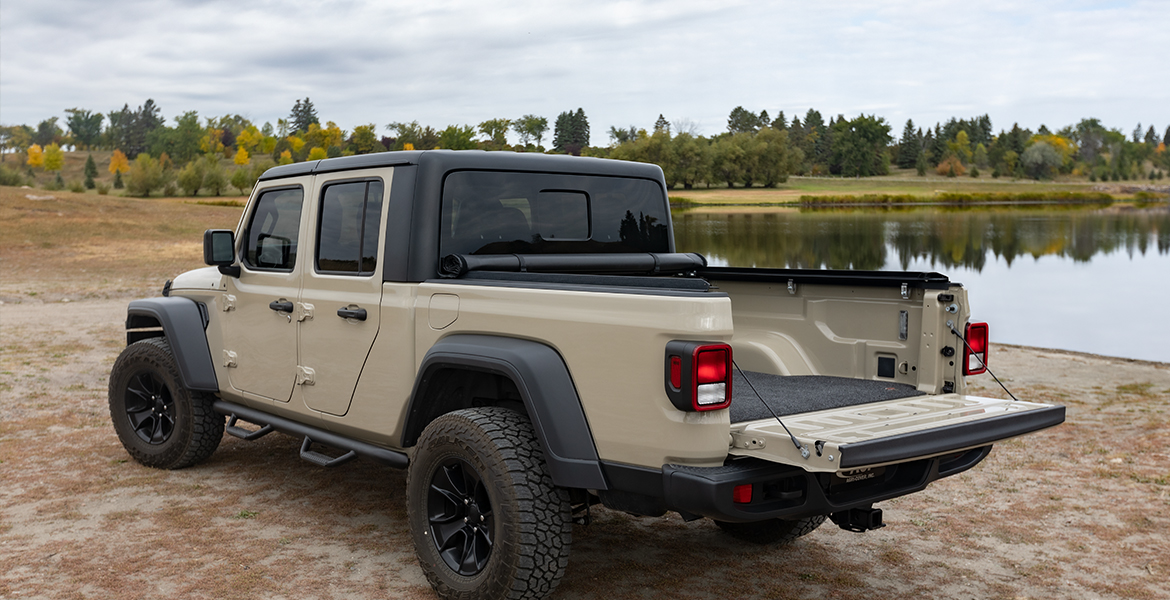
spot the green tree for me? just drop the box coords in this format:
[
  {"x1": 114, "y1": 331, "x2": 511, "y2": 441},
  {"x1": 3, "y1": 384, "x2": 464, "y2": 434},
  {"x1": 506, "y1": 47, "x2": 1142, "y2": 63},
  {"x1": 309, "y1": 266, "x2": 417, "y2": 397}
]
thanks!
[
  {"x1": 829, "y1": 115, "x2": 891, "y2": 177},
  {"x1": 654, "y1": 114, "x2": 670, "y2": 135},
  {"x1": 608, "y1": 125, "x2": 639, "y2": 145},
  {"x1": 672, "y1": 133, "x2": 712, "y2": 189},
  {"x1": 84, "y1": 154, "x2": 98, "y2": 189},
  {"x1": 552, "y1": 109, "x2": 589, "y2": 154},
  {"x1": 1021, "y1": 142, "x2": 1061, "y2": 179},
  {"x1": 477, "y1": 118, "x2": 512, "y2": 148},
  {"x1": 230, "y1": 167, "x2": 253, "y2": 195},
  {"x1": 147, "y1": 110, "x2": 204, "y2": 165},
  {"x1": 202, "y1": 156, "x2": 228, "y2": 196},
  {"x1": 895, "y1": 119, "x2": 920, "y2": 169},
  {"x1": 126, "y1": 154, "x2": 168, "y2": 196},
  {"x1": 512, "y1": 115, "x2": 548, "y2": 149},
  {"x1": 347, "y1": 124, "x2": 386, "y2": 154},
  {"x1": 946, "y1": 130, "x2": 974, "y2": 164},
  {"x1": 727, "y1": 106, "x2": 762, "y2": 134},
  {"x1": 437, "y1": 125, "x2": 478, "y2": 150},
  {"x1": 387, "y1": 121, "x2": 439, "y2": 150},
  {"x1": 288, "y1": 98, "x2": 319, "y2": 134},
  {"x1": 43, "y1": 143, "x2": 65, "y2": 173},
  {"x1": 177, "y1": 159, "x2": 205, "y2": 196},
  {"x1": 710, "y1": 136, "x2": 746, "y2": 187},
  {"x1": 64, "y1": 109, "x2": 104, "y2": 149},
  {"x1": 754, "y1": 128, "x2": 802, "y2": 187},
  {"x1": 33, "y1": 118, "x2": 64, "y2": 147},
  {"x1": 106, "y1": 100, "x2": 164, "y2": 158}
]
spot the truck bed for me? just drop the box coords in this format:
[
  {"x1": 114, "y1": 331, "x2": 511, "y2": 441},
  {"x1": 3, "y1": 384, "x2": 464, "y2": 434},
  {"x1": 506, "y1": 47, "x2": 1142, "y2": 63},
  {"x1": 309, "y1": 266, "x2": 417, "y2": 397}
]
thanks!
[{"x1": 730, "y1": 371, "x2": 925, "y2": 423}]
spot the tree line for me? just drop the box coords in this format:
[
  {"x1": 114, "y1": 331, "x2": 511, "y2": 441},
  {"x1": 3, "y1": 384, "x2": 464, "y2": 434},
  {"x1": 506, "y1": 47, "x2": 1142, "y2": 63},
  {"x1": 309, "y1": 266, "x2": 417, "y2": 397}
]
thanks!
[{"x1": 1, "y1": 98, "x2": 1167, "y2": 196}]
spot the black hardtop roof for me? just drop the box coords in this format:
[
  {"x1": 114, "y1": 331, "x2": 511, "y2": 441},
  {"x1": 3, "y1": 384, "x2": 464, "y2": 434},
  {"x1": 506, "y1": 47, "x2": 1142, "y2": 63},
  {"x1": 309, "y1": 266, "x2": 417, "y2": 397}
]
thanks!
[{"x1": 256, "y1": 149, "x2": 665, "y2": 182}]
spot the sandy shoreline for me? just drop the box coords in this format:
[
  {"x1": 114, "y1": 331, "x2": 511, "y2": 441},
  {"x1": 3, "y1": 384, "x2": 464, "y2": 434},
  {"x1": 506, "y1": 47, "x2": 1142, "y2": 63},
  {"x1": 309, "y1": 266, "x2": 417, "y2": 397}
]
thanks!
[{"x1": 2, "y1": 298, "x2": 1168, "y2": 600}]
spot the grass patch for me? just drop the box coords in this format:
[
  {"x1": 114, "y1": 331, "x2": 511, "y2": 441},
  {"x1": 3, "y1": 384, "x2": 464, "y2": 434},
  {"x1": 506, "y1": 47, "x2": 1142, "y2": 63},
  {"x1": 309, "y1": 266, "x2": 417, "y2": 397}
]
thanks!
[
  {"x1": 800, "y1": 191, "x2": 1116, "y2": 205},
  {"x1": 191, "y1": 199, "x2": 245, "y2": 207}
]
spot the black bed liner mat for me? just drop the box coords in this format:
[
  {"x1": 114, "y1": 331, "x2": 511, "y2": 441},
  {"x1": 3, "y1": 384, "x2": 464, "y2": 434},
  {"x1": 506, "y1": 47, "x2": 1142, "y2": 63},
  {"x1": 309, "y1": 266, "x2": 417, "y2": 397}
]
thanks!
[{"x1": 730, "y1": 371, "x2": 926, "y2": 424}]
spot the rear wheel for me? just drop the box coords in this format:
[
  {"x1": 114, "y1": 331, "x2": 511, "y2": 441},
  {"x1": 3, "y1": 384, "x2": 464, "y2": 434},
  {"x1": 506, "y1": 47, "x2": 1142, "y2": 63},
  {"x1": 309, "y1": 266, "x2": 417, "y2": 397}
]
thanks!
[
  {"x1": 715, "y1": 515, "x2": 826, "y2": 545},
  {"x1": 407, "y1": 407, "x2": 571, "y2": 600},
  {"x1": 108, "y1": 337, "x2": 223, "y2": 469}
]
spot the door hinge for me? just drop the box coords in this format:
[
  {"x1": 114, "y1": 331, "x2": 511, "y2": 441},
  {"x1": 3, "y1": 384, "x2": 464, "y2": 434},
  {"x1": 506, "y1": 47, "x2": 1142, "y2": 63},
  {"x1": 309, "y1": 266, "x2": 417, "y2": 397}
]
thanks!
[
  {"x1": 297, "y1": 302, "x2": 314, "y2": 322},
  {"x1": 296, "y1": 365, "x2": 316, "y2": 386},
  {"x1": 900, "y1": 283, "x2": 909, "y2": 300},
  {"x1": 222, "y1": 294, "x2": 236, "y2": 312},
  {"x1": 222, "y1": 350, "x2": 237, "y2": 368},
  {"x1": 787, "y1": 279, "x2": 797, "y2": 295}
]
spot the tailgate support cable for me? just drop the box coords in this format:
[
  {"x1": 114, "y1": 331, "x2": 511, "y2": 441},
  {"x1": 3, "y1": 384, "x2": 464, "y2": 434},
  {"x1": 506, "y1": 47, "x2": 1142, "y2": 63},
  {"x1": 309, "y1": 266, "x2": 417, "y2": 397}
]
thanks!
[
  {"x1": 733, "y1": 361, "x2": 810, "y2": 459},
  {"x1": 948, "y1": 322, "x2": 1020, "y2": 402}
]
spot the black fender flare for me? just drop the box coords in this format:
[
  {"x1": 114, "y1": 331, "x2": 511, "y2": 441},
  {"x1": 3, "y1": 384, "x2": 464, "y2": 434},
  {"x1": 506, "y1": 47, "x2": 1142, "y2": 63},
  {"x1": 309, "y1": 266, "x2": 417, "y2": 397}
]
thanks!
[
  {"x1": 126, "y1": 297, "x2": 219, "y2": 392},
  {"x1": 404, "y1": 334, "x2": 608, "y2": 490}
]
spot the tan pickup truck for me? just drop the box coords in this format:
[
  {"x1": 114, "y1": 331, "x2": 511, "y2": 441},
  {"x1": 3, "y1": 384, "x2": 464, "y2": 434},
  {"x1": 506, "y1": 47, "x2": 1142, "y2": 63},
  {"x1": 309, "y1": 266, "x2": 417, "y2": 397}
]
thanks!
[{"x1": 109, "y1": 150, "x2": 1064, "y2": 600}]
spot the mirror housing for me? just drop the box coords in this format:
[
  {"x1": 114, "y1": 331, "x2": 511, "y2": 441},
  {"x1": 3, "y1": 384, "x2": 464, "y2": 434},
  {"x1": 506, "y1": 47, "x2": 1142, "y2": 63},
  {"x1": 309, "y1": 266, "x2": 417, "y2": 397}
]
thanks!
[{"x1": 203, "y1": 229, "x2": 241, "y2": 277}]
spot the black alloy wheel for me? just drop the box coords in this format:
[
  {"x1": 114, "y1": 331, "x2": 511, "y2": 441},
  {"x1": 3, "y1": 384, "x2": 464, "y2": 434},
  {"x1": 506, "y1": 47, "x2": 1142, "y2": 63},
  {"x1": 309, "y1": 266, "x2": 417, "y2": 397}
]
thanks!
[
  {"x1": 427, "y1": 458, "x2": 495, "y2": 576},
  {"x1": 123, "y1": 370, "x2": 177, "y2": 444}
]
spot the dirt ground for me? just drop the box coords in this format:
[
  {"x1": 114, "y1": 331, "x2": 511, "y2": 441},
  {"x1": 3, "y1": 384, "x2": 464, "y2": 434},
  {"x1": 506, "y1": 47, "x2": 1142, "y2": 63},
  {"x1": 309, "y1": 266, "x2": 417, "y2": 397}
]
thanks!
[
  {"x1": 1, "y1": 188, "x2": 1169, "y2": 599},
  {"x1": 2, "y1": 296, "x2": 1167, "y2": 600}
]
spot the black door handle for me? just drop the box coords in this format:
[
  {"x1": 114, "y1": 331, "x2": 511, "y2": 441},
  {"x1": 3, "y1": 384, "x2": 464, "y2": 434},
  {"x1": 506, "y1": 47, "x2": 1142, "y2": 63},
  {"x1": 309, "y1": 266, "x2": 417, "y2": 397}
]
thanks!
[
  {"x1": 337, "y1": 307, "x2": 367, "y2": 321},
  {"x1": 269, "y1": 300, "x2": 294, "y2": 313}
]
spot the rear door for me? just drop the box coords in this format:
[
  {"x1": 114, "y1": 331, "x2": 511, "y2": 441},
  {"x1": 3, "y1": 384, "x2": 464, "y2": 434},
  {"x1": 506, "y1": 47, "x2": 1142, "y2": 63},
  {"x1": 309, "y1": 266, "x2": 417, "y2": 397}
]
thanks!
[
  {"x1": 295, "y1": 171, "x2": 388, "y2": 416},
  {"x1": 729, "y1": 393, "x2": 1064, "y2": 472}
]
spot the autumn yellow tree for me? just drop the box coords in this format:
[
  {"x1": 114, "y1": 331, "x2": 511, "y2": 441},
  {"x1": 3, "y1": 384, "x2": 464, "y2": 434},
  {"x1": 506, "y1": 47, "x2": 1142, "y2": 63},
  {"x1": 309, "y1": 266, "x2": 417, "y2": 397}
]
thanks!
[
  {"x1": 43, "y1": 143, "x2": 65, "y2": 173},
  {"x1": 200, "y1": 126, "x2": 225, "y2": 156},
  {"x1": 26, "y1": 144, "x2": 44, "y2": 168},
  {"x1": 108, "y1": 150, "x2": 130, "y2": 174},
  {"x1": 307, "y1": 147, "x2": 328, "y2": 161},
  {"x1": 278, "y1": 150, "x2": 293, "y2": 165},
  {"x1": 234, "y1": 146, "x2": 250, "y2": 165}
]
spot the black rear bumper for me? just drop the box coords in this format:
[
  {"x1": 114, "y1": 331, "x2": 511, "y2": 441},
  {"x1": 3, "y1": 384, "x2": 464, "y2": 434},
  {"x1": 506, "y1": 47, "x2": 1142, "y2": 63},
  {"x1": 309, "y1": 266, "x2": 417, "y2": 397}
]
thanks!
[{"x1": 602, "y1": 444, "x2": 993, "y2": 523}]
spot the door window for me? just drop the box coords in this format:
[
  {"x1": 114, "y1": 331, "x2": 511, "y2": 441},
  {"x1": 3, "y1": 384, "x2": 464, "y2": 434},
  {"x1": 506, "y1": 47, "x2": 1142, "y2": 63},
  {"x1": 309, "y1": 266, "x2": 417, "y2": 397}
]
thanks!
[
  {"x1": 243, "y1": 187, "x2": 304, "y2": 271},
  {"x1": 316, "y1": 180, "x2": 384, "y2": 275}
]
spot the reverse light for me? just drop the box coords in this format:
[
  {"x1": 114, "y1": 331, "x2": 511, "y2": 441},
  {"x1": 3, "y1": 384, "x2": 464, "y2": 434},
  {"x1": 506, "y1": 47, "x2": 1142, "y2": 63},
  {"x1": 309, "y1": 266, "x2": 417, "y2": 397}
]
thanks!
[
  {"x1": 664, "y1": 341, "x2": 733, "y2": 411},
  {"x1": 964, "y1": 322, "x2": 988, "y2": 376}
]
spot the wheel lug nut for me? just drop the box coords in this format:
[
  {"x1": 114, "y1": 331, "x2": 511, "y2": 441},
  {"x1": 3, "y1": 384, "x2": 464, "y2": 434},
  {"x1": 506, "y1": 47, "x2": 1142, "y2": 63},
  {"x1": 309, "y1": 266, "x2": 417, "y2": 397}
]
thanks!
[
  {"x1": 463, "y1": 517, "x2": 468, "y2": 523},
  {"x1": 479, "y1": 515, "x2": 484, "y2": 522}
]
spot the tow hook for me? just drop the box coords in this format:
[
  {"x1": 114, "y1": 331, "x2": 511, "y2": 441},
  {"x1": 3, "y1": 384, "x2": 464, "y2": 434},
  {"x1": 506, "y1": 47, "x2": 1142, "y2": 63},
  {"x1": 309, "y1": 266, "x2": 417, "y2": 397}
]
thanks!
[{"x1": 830, "y1": 507, "x2": 886, "y2": 532}]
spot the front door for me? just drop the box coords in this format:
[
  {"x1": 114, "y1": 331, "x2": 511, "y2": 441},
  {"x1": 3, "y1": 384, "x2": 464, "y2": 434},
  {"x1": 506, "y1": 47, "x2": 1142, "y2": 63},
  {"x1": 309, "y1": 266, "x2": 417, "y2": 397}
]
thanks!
[
  {"x1": 222, "y1": 182, "x2": 309, "y2": 402},
  {"x1": 297, "y1": 174, "x2": 387, "y2": 416}
]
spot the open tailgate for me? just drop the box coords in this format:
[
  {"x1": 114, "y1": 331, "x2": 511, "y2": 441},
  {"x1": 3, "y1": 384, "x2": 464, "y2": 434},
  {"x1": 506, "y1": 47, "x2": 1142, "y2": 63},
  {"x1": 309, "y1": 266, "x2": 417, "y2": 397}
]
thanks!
[{"x1": 729, "y1": 394, "x2": 1065, "y2": 473}]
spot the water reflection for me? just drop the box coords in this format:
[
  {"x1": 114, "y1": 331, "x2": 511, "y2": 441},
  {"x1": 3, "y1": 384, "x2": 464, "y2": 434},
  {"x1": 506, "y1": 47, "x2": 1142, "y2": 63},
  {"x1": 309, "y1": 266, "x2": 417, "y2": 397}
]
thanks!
[{"x1": 672, "y1": 205, "x2": 1170, "y2": 271}]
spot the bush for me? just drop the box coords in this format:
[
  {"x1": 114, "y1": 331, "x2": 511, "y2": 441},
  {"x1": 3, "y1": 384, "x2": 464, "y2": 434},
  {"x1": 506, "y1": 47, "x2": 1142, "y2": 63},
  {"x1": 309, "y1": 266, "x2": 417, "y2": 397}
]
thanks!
[
  {"x1": 203, "y1": 157, "x2": 228, "y2": 196},
  {"x1": 164, "y1": 182, "x2": 178, "y2": 197},
  {"x1": 68, "y1": 180, "x2": 85, "y2": 193},
  {"x1": 113, "y1": 171, "x2": 124, "y2": 189},
  {"x1": 96, "y1": 182, "x2": 110, "y2": 195},
  {"x1": 230, "y1": 167, "x2": 253, "y2": 195},
  {"x1": 0, "y1": 165, "x2": 27, "y2": 186},
  {"x1": 177, "y1": 160, "x2": 205, "y2": 196},
  {"x1": 126, "y1": 154, "x2": 168, "y2": 197},
  {"x1": 969, "y1": 166, "x2": 980, "y2": 178},
  {"x1": 936, "y1": 155, "x2": 965, "y2": 177}
]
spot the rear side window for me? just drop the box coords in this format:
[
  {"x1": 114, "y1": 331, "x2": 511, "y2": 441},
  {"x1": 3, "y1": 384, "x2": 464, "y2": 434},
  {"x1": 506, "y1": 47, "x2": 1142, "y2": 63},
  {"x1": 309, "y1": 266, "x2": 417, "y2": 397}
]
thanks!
[
  {"x1": 316, "y1": 180, "x2": 384, "y2": 275},
  {"x1": 244, "y1": 187, "x2": 304, "y2": 271},
  {"x1": 440, "y1": 171, "x2": 669, "y2": 256}
]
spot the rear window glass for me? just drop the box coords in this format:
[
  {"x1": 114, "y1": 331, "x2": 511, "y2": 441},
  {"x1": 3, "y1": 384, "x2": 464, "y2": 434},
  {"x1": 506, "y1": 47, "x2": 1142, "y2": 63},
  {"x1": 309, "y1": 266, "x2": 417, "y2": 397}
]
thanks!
[{"x1": 440, "y1": 171, "x2": 669, "y2": 256}]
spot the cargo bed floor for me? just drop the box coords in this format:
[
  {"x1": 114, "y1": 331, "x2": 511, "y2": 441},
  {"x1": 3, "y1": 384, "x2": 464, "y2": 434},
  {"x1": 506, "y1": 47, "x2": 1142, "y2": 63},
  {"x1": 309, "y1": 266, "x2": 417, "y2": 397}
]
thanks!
[{"x1": 730, "y1": 371, "x2": 926, "y2": 424}]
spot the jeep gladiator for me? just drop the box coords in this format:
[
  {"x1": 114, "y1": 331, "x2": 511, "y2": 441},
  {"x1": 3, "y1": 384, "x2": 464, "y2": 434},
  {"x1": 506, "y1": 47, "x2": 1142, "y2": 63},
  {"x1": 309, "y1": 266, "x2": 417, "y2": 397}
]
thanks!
[{"x1": 109, "y1": 150, "x2": 1065, "y2": 600}]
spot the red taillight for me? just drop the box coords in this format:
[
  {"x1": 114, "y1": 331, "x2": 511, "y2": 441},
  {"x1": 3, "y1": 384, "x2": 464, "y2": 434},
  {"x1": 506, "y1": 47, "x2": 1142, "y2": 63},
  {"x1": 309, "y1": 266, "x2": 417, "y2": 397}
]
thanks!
[
  {"x1": 664, "y1": 341, "x2": 733, "y2": 412},
  {"x1": 695, "y1": 348, "x2": 728, "y2": 384},
  {"x1": 964, "y1": 322, "x2": 988, "y2": 375},
  {"x1": 732, "y1": 484, "x2": 752, "y2": 504}
]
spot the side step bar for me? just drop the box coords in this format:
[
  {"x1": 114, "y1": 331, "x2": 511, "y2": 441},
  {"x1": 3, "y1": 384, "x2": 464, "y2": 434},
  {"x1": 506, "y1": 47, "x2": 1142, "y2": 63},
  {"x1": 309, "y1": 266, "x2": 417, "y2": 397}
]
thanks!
[{"x1": 213, "y1": 400, "x2": 409, "y2": 469}]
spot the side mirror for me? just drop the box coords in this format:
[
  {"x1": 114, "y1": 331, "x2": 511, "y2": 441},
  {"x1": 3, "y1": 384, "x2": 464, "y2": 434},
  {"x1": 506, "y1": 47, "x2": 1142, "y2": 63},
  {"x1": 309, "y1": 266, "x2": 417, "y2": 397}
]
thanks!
[{"x1": 203, "y1": 229, "x2": 241, "y2": 277}]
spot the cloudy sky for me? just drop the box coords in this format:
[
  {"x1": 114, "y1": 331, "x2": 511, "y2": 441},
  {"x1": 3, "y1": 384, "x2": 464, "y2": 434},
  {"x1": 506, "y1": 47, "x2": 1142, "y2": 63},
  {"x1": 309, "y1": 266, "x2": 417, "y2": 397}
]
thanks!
[{"x1": 2, "y1": 0, "x2": 1167, "y2": 145}]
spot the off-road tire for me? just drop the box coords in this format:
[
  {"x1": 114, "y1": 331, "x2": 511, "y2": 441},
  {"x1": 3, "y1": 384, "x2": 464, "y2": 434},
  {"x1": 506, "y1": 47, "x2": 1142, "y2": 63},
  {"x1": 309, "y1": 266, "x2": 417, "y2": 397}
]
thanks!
[
  {"x1": 108, "y1": 337, "x2": 224, "y2": 469},
  {"x1": 715, "y1": 515, "x2": 826, "y2": 545},
  {"x1": 407, "y1": 407, "x2": 572, "y2": 600}
]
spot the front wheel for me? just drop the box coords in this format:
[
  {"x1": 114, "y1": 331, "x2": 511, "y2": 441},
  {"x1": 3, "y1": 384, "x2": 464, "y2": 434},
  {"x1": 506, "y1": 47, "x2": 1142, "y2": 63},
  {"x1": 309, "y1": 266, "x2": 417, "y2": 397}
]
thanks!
[
  {"x1": 407, "y1": 407, "x2": 571, "y2": 600},
  {"x1": 108, "y1": 337, "x2": 224, "y2": 469},
  {"x1": 715, "y1": 514, "x2": 826, "y2": 545}
]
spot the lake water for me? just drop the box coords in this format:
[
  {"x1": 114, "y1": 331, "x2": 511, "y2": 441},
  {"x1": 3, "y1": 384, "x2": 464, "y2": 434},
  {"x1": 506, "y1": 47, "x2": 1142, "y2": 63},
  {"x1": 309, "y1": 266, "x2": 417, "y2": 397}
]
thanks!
[{"x1": 672, "y1": 204, "x2": 1170, "y2": 363}]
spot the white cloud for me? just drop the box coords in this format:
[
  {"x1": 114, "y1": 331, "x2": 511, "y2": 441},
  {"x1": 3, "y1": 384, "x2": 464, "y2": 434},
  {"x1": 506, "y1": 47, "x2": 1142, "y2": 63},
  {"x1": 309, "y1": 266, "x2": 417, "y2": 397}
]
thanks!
[{"x1": 1, "y1": 0, "x2": 1166, "y2": 143}]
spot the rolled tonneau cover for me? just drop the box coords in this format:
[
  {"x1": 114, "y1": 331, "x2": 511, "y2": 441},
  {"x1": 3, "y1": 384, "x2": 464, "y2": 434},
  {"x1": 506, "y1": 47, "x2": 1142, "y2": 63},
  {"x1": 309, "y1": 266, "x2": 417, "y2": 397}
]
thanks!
[{"x1": 440, "y1": 252, "x2": 708, "y2": 278}]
